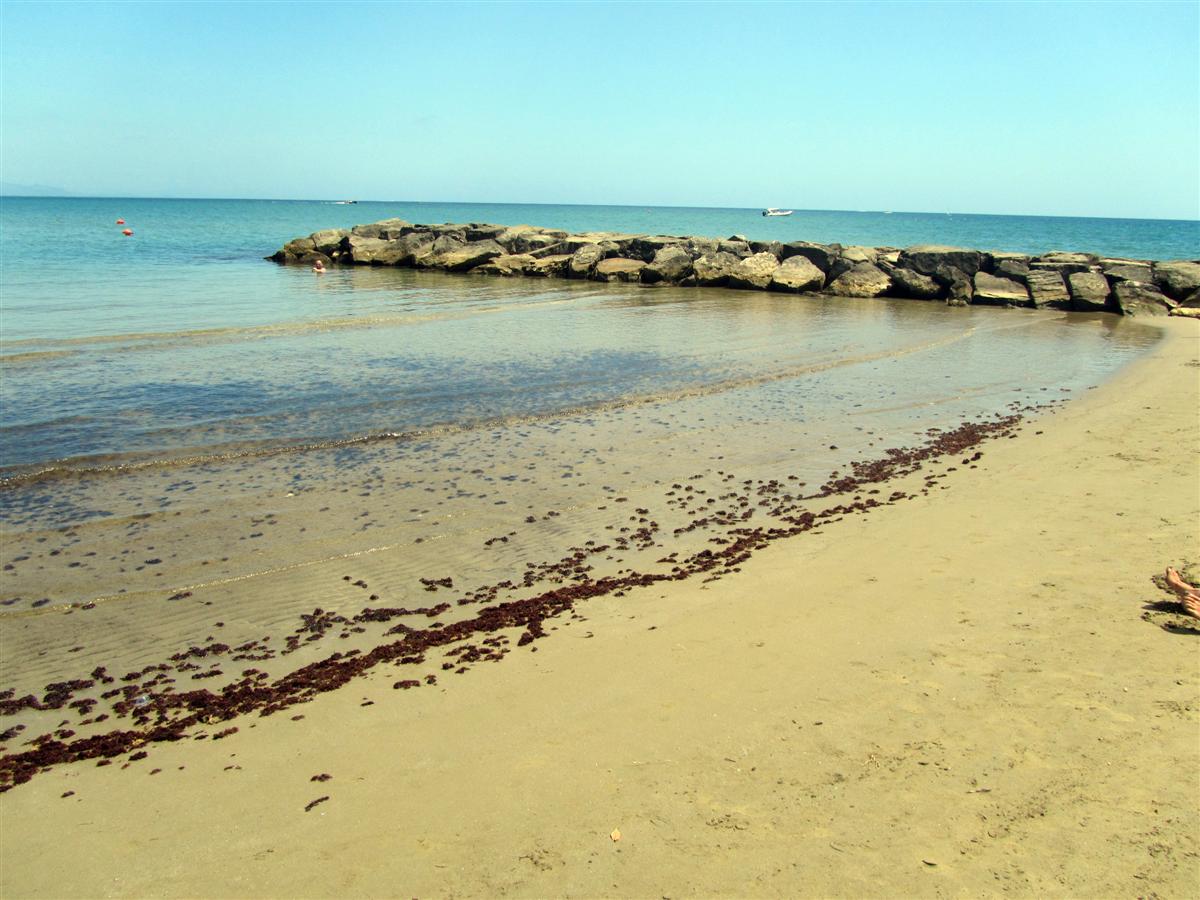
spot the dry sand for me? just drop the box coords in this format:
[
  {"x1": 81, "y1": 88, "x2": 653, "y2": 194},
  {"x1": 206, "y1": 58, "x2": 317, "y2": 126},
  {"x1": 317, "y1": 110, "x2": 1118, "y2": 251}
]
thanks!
[{"x1": 1, "y1": 320, "x2": 1197, "y2": 898}]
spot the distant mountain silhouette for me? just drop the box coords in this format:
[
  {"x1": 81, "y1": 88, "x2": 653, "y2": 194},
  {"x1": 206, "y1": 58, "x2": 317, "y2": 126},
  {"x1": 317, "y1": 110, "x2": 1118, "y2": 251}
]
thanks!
[{"x1": 0, "y1": 181, "x2": 72, "y2": 196}]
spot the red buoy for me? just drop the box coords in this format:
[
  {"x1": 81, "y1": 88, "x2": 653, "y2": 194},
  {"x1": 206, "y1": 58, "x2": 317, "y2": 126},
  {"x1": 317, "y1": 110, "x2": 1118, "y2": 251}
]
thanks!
[
  {"x1": 122, "y1": 229, "x2": 133, "y2": 236},
  {"x1": 116, "y1": 218, "x2": 125, "y2": 225}
]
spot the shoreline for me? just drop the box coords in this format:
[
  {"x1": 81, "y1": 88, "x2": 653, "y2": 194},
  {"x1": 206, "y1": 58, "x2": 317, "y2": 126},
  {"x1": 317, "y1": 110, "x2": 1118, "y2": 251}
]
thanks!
[
  {"x1": 271, "y1": 219, "x2": 1200, "y2": 318},
  {"x1": 0, "y1": 319, "x2": 1195, "y2": 896}
]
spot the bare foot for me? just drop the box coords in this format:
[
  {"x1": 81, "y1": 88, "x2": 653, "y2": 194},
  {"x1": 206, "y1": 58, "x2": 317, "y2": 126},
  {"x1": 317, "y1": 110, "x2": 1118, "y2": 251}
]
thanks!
[
  {"x1": 1182, "y1": 595, "x2": 1200, "y2": 620},
  {"x1": 1165, "y1": 567, "x2": 1200, "y2": 601}
]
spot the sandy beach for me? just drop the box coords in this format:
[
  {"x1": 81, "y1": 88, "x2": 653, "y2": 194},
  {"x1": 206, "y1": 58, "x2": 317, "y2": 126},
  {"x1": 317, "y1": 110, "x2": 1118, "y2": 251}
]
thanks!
[{"x1": 1, "y1": 317, "x2": 1197, "y2": 898}]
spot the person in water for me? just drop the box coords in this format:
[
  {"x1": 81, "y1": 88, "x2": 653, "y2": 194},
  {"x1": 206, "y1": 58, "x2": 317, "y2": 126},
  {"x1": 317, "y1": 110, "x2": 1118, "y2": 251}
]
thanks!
[
  {"x1": 312, "y1": 259, "x2": 327, "y2": 274},
  {"x1": 1164, "y1": 566, "x2": 1200, "y2": 619}
]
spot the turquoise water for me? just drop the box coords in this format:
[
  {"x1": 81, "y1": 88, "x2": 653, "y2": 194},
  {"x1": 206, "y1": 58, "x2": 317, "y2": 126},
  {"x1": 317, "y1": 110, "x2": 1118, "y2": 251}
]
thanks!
[{"x1": 0, "y1": 196, "x2": 1186, "y2": 477}]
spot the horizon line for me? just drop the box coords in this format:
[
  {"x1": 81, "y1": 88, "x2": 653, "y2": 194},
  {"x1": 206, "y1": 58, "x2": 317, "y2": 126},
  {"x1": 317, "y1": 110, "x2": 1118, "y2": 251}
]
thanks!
[{"x1": 1, "y1": 193, "x2": 1198, "y2": 225}]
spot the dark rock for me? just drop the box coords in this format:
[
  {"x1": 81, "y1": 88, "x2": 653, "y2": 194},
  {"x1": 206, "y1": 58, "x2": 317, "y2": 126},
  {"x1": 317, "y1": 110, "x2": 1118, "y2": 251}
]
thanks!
[
  {"x1": 1112, "y1": 281, "x2": 1174, "y2": 316},
  {"x1": 900, "y1": 245, "x2": 984, "y2": 277},
  {"x1": 310, "y1": 229, "x2": 349, "y2": 255},
  {"x1": 627, "y1": 236, "x2": 688, "y2": 262},
  {"x1": 748, "y1": 240, "x2": 783, "y2": 258},
  {"x1": 641, "y1": 246, "x2": 694, "y2": 284},
  {"x1": 1028, "y1": 254, "x2": 1095, "y2": 276},
  {"x1": 993, "y1": 257, "x2": 1031, "y2": 282},
  {"x1": 972, "y1": 272, "x2": 1031, "y2": 306},
  {"x1": 1067, "y1": 271, "x2": 1113, "y2": 311},
  {"x1": 1153, "y1": 260, "x2": 1200, "y2": 300},
  {"x1": 1025, "y1": 269, "x2": 1071, "y2": 307},
  {"x1": 781, "y1": 241, "x2": 841, "y2": 272},
  {"x1": 1100, "y1": 259, "x2": 1153, "y2": 284},
  {"x1": 727, "y1": 252, "x2": 781, "y2": 290},
  {"x1": 890, "y1": 267, "x2": 942, "y2": 299},
  {"x1": 768, "y1": 255, "x2": 825, "y2": 293},
  {"x1": 496, "y1": 226, "x2": 567, "y2": 255},
  {"x1": 283, "y1": 236, "x2": 316, "y2": 257},
  {"x1": 465, "y1": 224, "x2": 507, "y2": 241},
  {"x1": 350, "y1": 219, "x2": 411, "y2": 240},
  {"x1": 717, "y1": 240, "x2": 752, "y2": 259},
  {"x1": 938, "y1": 266, "x2": 974, "y2": 306},
  {"x1": 827, "y1": 262, "x2": 892, "y2": 298}
]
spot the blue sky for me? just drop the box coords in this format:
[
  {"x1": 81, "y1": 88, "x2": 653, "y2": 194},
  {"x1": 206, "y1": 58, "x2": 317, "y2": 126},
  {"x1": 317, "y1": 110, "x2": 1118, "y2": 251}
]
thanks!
[{"x1": 1, "y1": 0, "x2": 1197, "y2": 219}]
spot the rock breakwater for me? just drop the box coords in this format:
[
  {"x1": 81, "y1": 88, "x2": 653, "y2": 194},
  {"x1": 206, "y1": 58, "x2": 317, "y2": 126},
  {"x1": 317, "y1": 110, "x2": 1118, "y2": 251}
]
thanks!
[{"x1": 269, "y1": 220, "x2": 1200, "y2": 317}]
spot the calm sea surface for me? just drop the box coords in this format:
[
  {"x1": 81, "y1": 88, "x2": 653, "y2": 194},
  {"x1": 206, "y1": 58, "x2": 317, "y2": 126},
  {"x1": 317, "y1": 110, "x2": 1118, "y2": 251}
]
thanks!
[{"x1": 1, "y1": 196, "x2": 1192, "y2": 478}]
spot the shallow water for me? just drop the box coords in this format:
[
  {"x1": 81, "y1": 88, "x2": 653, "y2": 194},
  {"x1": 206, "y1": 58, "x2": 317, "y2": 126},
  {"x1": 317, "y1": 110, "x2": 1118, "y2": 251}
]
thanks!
[{"x1": 0, "y1": 197, "x2": 1169, "y2": 786}]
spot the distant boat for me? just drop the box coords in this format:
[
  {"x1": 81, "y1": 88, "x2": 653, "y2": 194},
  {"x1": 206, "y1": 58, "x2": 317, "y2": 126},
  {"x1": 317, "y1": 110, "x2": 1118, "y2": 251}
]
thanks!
[
  {"x1": 761, "y1": 208, "x2": 793, "y2": 217},
  {"x1": 332, "y1": 200, "x2": 358, "y2": 205}
]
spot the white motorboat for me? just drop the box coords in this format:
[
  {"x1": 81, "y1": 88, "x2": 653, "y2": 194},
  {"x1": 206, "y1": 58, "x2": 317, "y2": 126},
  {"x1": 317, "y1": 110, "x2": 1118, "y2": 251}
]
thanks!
[{"x1": 761, "y1": 208, "x2": 793, "y2": 217}]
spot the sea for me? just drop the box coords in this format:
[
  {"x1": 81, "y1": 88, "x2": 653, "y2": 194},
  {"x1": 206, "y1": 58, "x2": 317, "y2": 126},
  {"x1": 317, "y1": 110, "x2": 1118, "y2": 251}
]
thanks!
[
  {"x1": 0, "y1": 196, "x2": 1195, "y2": 619},
  {"x1": 0, "y1": 195, "x2": 1195, "y2": 765}
]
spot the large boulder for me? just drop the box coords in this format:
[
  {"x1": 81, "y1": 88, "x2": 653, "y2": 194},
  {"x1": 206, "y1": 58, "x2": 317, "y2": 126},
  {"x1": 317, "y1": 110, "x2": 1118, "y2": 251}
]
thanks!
[
  {"x1": 749, "y1": 240, "x2": 783, "y2": 258},
  {"x1": 781, "y1": 241, "x2": 840, "y2": 272},
  {"x1": 641, "y1": 246, "x2": 694, "y2": 284},
  {"x1": 351, "y1": 219, "x2": 411, "y2": 240},
  {"x1": 938, "y1": 265, "x2": 974, "y2": 306},
  {"x1": 496, "y1": 225, "x2": 568, "y2": 255},
  {"x1": 1152, "y1": 260, "x2": 1200, "y2": 300},
  {"x1": 1029, "y1": 253, "x2": 1095, "y2": 276},
  {"x1": 435, "y1": 239, "x2": 506, "y2": 272},
  {"x1": 346, "y1": 235, "x2": 397, "y2": 265},
  {"x1": 1101, "y1": 260, "x2": 1153, "y2": 284},
  {"x1": 465, "y1": 223, "x2": 508, "y2": 241},
  {"x1": 685, "y1": 238, "x2": 720, "y2": 258},
  {"x1": 593, "y1": 258, "x2": 646, "y2": 282},
  {"x1": 717, "y1": 239, "x2": 752, "y2": 259},
  {"x1": 1025, "y1": 269, "x2": 1071, "y2": 307},
  {"x1": 568, "y1": 244, "x2": 606, "y2": 278},
  {"x1": 526, "y1": 254, "x2": 573, "y2": 278},
  {"x1": 899, "y1": 245, "x2": 984, "y2": 277},
  {"x1": 841, "y1": 246, "x2": 879, "y2": 265},
  {"x1": 391, "y1": 232, "x2": 436, "y2": 266},
  {"x1": 628, "y1": 236, "x2": 689, "y2": 262},
  {"x1": 1067, "y1": 271, "x2": 1113, "y2": 311},
  {"x1": 768, "y1": 255, "x2": 825, "y2": 293},
  {"x1": 282, "y1": 236, "x2": 316, "y2": 258},
  {"x1": 994, "y1": 257, "x2": 1032, "y2": 282},
  {"x1": 827, "y1": 262, "x2": 892, "y2": 298},
  {"x1": 692, "y1": 251, "x2": 741, "y2": 286},
  {"x1": 310, "y1": 228, "x2": 350, "y2": 255},
  {"x1": 890, "y1": 266, "x2": 942, "y2": 299},
  {"x1": 727, "y1": 252, "x2": 781, "y2": 290},
  {"x1": 972, "y1": 272, "x2": 1031, "y2": 306},
  {"x1": 1112, "y1": 281, "x2": 1174, "y2": 317}
]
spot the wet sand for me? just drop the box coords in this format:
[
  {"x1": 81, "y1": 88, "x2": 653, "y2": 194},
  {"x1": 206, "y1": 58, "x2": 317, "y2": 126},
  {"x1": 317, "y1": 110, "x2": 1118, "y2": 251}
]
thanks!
[{"x1": 1, "y1": 319, "x2": 1197, "y2": 898}]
